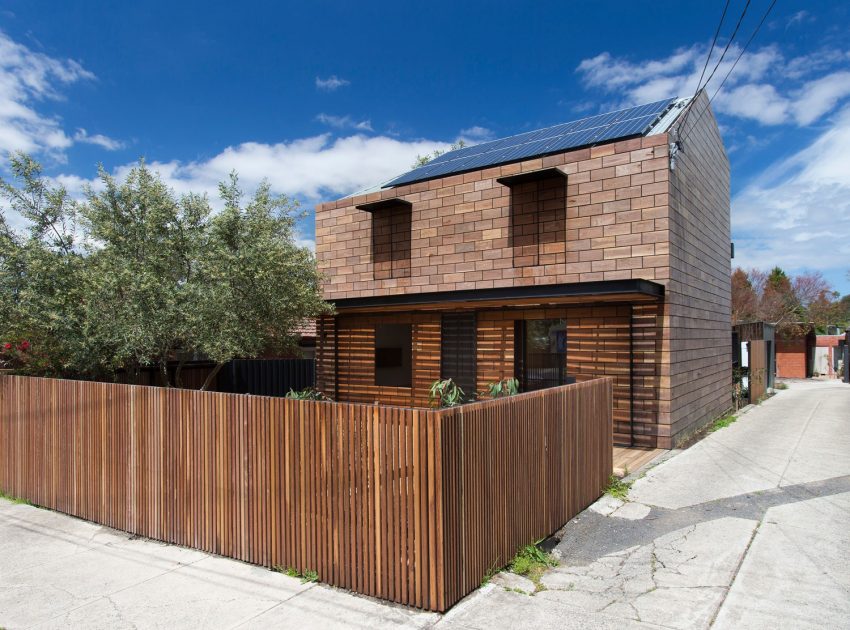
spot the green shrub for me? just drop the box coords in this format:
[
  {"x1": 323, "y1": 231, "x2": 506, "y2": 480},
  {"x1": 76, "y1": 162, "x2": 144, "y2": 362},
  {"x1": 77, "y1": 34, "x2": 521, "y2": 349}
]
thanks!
[
  {"x1": 487, "y1": 377, "x2": 519, "y2": 399},
  {"x1": 285, "y1": 387, "x2": 330, "y2": 401},
  {"x1": 429, "y1": 378, "x2": 465, "y2": 408}
]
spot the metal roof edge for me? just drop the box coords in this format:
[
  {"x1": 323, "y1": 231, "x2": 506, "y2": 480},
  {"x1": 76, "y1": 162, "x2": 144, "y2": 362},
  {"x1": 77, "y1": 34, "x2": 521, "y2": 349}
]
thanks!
[
  {"x1": 329, "y1": 279, "x2": 665, "y2": 310},
  {"x1": 646, "y1": 97, "x2": 691, "y2": 135}
]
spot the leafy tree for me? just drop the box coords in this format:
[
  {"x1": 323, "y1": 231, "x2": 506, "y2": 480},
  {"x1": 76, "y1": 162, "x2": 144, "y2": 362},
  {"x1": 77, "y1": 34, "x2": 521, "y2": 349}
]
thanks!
[
  {"x1": 730, "y1": 266, "x2": 840, "y2": 337},
  {"x1": 730, "y1": 268, "x2": 758, "y2": 323},
  {"x1": 79, "y1": 161, "x2": 210, "y2": 384},
  {"x1": 0, "y1": 153, "x2": 91, "y2": 376},
  {"x1": 836, "y1": 294, "x2": 850, "y2": 328},
  {"x1": 411, "y1": 140, "x2": 467, "y2": 169},
  {"x1": 1, "y1": 154, "x2": 330, "y2": 388},
  {"x1": 189, "y1": 174, "x2": 331, "y2": 389}
]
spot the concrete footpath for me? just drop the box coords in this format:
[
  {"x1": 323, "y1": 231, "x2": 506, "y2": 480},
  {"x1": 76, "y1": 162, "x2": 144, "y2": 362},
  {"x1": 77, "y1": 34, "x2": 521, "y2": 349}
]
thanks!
[{"x1": 1, "y1": 379, "x2": 848, "y2": 629}]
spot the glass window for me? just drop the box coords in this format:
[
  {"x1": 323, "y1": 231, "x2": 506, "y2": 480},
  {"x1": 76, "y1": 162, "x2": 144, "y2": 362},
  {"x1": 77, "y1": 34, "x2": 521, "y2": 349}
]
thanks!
[
  {"x1": 521, "y1": 319, "x2": 568, "y2": 391},
  {"x1": 375, "y1": 324, "x2": 412, "y2": 387}
]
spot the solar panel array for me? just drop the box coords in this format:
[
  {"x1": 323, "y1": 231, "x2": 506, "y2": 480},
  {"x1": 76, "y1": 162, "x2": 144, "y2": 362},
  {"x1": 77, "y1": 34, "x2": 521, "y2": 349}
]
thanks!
[{"x1": 384, "y1": 98, "x2": 676, "y2": 188}]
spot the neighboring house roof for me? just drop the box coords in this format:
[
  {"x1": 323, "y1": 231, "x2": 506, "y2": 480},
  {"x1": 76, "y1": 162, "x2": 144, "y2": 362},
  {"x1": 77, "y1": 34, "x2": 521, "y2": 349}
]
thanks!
[
  {"x1": 383, "y1": 96, "x2": 689, "y2": 189},
  {"x1": 293, "y1": 320, "x2": 316, "y2": 339}
]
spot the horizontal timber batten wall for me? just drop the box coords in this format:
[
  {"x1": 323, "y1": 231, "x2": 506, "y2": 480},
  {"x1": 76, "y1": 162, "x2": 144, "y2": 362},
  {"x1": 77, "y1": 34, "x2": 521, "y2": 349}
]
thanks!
[
  {"x1": 0, "y1": 375, "x2": 612, "y2": 612},
  {"x1": 321, "y1": 303, "x2": 660, "y2": 447}
]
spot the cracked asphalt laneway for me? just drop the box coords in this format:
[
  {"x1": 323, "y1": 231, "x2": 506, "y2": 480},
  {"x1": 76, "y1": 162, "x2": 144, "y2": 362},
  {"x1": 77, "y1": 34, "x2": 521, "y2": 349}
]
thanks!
[{"x1": 439, "y1": 379, "x2": 850, "y2": 630}]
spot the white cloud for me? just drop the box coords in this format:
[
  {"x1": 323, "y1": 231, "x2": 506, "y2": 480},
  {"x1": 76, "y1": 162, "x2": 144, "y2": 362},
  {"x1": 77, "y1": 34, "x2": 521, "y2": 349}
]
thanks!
[
  {"x1": 0, "y1": 31, "x2": 127, "y2": 161},
  {"x1": 73, "y1": 128, "x2": 124, "y2": 150},
  {"x1": 295, "y1": 238, "x2": 316, "y2": 252},
  {"x1": 790, "y1": 72, "x2": 850, "y2": 125},
  {"x1": 786, "y1": 10, "x2": 813, "y2": 28},
  {"x1": 0, "y1": 30, "x2": 94, "y2": 158},
  {"x1": 732, "y1": 106, "x2": 850, "y2": 272},
  {"x1": 315, "y1": 113, "x2": 373, "y2": 132},
  {"x1": 714, "y1": 84, "x2": 788, "y2": 125},
  {"x1": 576, "y1": 44, "x2": 850, "y2": 127},
  {"x1": 459, "y1": 126, "x2": 494, "y2": 142},
  {"x1": 315, "y1": 75, "x2": 350, "y2": 91},
  {"x1": 57, "y1": 133, "x2": 449, "y2": 203}
]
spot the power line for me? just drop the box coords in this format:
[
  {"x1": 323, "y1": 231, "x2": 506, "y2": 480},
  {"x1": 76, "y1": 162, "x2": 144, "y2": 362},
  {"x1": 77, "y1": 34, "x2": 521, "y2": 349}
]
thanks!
[
  {"x1": 698, "y1": 0, "x2": 753, "y2": 95},
  {"x1": 682, "y1": 0, "x2": 779, "y2": 140},
  {"x1": 679, "y1": 0, "x2": 732, "y2": 131}
]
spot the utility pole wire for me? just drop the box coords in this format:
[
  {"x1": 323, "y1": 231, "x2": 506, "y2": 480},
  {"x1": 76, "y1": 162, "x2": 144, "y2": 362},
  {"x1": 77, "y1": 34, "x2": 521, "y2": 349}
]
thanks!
[
  {"x1": 679, "y1": 0, "x2": 732, "y2": 132},
  {"x1": 682, "y1": 0, "x2": 779, "y2": 141},
  {"x1": 696, "y1": 0, "x2": 753, "y2": 97}
]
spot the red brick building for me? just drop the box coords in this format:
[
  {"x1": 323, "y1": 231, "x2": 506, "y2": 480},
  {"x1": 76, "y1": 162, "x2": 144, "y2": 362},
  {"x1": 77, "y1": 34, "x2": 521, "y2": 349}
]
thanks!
[
  {"x1": 315, "y1": 94, "x2": 731, "y2": 448},
  {"x1": 776, "y1": 328, "x2": 816, "y2": 379}
]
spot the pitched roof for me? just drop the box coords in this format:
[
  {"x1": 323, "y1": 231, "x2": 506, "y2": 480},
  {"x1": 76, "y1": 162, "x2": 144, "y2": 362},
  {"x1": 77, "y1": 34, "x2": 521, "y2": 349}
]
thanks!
[{"x1": 385, "y1": 97, "x2": 688, "y2": 189}]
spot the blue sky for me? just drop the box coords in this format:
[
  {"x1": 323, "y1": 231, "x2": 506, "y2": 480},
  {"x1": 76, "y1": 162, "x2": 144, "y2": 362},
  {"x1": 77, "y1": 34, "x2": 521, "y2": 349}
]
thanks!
[{"x1": 1, "y1": 0, "x2": 849, "y2": 293}]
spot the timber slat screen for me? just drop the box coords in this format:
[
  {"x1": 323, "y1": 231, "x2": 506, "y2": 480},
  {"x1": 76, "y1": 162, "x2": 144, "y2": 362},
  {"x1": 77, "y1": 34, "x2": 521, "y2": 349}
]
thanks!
[{"x1": 0, "y1": 375, "x2": 612, "y2": 612}]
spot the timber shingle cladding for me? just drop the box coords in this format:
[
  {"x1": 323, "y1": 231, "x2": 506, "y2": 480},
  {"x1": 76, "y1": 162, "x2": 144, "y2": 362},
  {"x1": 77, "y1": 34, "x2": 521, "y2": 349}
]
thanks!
[{"x1": 316, "y1": 93, "x2": 731, "y2": 448}]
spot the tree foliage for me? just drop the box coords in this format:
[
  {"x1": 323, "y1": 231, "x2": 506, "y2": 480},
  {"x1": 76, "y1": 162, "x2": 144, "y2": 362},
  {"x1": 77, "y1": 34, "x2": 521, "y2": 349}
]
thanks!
[
  {"x1": 0, "y1": 153, "x2": 89, "y2": 376},
  {"x1": 730, "y1": 266, "x2": 842, "y2": 336},
  {"x1": 0, "y1": 153, "x2": 331, "y2": 387},
  {"x1": 411, "y1": 140, "x2": 467, "y2": 169}
]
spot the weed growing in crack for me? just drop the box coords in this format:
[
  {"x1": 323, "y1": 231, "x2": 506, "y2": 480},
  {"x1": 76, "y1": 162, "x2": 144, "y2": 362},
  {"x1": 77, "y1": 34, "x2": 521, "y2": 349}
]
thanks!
[
  {"x1": 605, "y1": 475, "x2": 633, "y2": 501},
  {"x1": 509, "y1": 542, "x2": 558, "y2": 591},
  {"x1": 480, "y1": 559, "x2": 501, "y2": 587}
]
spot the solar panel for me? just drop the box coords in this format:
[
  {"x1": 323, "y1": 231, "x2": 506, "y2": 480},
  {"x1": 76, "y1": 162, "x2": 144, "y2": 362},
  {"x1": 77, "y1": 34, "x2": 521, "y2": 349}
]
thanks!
[{"x1": 385, "y1": 98, "x2": 676, "y2": 188}]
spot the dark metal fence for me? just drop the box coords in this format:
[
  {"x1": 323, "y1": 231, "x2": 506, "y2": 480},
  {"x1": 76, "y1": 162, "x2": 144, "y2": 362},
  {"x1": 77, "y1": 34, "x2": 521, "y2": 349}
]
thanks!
[{"x1": 216, "y1": 358, "x2": 315, "y2": 396}]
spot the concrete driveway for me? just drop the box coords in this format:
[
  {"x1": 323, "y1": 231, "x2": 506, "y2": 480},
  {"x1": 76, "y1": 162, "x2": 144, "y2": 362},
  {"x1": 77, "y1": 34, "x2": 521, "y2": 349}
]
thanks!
[{"x1": 1, "y1": 379, "x2": 848, "y2": 629}]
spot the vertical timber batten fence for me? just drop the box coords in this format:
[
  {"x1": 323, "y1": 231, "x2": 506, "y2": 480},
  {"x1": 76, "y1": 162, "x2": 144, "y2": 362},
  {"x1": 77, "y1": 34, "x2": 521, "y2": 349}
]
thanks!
[{"x1": 0, "y1": 375, "x2": 612, "y2": 611}]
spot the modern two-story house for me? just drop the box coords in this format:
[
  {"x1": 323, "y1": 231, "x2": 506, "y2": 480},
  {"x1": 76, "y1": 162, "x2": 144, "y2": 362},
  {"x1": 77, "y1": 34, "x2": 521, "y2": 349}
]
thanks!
[{"x1": 315, "y1": 93, "x2": 731, "y2": 448}]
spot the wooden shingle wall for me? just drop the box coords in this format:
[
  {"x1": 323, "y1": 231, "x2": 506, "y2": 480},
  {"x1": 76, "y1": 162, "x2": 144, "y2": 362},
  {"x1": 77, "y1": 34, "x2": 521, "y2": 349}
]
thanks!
[{"x1": 665, "y1": 92, "x2": 732, "y2": 445}]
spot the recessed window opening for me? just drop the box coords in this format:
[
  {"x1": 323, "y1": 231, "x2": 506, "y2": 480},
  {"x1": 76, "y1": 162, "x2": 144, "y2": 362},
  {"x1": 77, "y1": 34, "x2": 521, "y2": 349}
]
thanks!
[
  {"x1": 371, "y1": 204, "x2": 411, "y2": 280},
  {"x1": 500, "y1": 171, "x2": 567, "y2": 269}
]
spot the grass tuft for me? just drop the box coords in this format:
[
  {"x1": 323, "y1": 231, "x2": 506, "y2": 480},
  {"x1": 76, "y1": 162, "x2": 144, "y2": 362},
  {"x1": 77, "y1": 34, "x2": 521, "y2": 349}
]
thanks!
[
  {"x1": 0, "y1": 489, "x2": 33, "y2": 506},
  {"x1": 709, "y1": 414, "x2": 737, "y2": 432},
  {"x1": 273, "y1": 565, "x2": 318, "y2": 583},
  {"x1": 774, "y1": 382, "x2": 788, "y2": 390}
]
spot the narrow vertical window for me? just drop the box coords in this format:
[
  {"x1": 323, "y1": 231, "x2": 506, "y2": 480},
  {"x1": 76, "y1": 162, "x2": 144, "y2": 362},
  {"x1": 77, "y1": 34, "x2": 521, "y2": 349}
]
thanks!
[
  {"x1": 440, "y1": 312, "x2": 477, "y2": 396},
  {"x1": 375, "y1": 323, "x2": 412, "y2": 387},
  {"x1": 516, "y1": 319, "x2": 570, "y2": 391}
]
